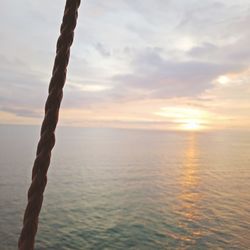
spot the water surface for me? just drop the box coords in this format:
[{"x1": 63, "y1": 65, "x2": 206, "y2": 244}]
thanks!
[{"x1": 0, "y1": 125, "x2": 249, "y2": 249}]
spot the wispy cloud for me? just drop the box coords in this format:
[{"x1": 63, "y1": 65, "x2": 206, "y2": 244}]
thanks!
[{"x1": 1, "y1": 0, "x2": 250, "y2": 130}]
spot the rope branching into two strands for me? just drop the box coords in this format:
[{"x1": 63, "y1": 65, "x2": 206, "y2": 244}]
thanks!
[{"x1": 18, "y1": 1, "x2": 81, "y2": 249}]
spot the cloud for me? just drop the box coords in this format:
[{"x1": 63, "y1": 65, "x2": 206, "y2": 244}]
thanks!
[
  {"x1": 113, "y1": 47, "x2": 245, "y2": 98},
  {"x1": 189, "y1": 33, "x2": 250, "y2": 64},
  {"x1": 0, "y1": 54, "x2": 48, "y2": 109},
  {"x1": 1, "y1": 0, "x2": 250, "y2": 129},
  {"x1": 94, "y1": 43, "x2": 111, "y2": 57},
  {"x1": 0, "y1": 106, "x2": 42, "y2": 118}
]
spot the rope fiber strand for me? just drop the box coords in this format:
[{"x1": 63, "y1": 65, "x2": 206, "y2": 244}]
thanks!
[{"x1": 18, "y1": 1, "x2": 81, "y2": 249}]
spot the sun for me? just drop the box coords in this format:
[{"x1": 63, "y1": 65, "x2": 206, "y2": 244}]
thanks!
[
  {"x1": 182, "y1": 120, "x2": 201, "y2": 131},
  {"x1": 155, "y1": 106, "x2": 208, "y2": 131}
]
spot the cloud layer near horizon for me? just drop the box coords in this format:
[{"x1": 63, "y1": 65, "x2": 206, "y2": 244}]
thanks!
[{"x1": 1, "y1": 0, "x2": 250, "y2": 130}]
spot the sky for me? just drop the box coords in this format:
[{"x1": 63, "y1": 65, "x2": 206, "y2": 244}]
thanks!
[{"x1": 1, "y1": 0, "x2": 250, "y2": 131}]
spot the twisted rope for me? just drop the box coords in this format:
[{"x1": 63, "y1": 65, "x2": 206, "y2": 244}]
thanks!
[{"x1": 18, "y1": 1, "x2": 81, "y2": 249}]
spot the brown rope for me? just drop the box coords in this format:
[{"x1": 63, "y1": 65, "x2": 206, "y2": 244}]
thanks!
[{"x1": 18, "y1": 1, "x2": 81, "y2": 249}]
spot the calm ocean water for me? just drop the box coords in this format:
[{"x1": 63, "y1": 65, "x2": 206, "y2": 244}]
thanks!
[{"x1": 0, "y1": 125, "x2": 249, "y2": 249}]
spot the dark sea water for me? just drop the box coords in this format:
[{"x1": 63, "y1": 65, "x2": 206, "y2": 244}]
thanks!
[{"x1": 0, "y1": 125, "x2": 250, "y2": 249}]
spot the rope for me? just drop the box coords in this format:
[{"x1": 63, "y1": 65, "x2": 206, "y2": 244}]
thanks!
[{"x1": 18, "y1": 1, "x2": 81, "y2": 249}]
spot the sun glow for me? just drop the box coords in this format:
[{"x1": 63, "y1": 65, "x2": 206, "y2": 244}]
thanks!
[
  {"x1": 155, "y1": 106, "x2": 209, "y2": 131},
  {"x1": 216, "y1": 75, "x2": 230, "y2": 85},
  {"x1": 182, "y1": 120, "x2": 201, "y2": 131}
]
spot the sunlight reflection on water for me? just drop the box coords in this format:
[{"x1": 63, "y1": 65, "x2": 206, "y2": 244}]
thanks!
[{"x1": 0, "y1": 126, "x2": 250, "y2": 249}]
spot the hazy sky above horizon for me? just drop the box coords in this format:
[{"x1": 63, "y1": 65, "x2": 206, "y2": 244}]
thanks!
[{"x1": 1, "y1": 0, "x2": 250, "y2": 131}]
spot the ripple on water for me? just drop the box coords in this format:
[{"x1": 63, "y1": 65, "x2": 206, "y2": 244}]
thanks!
[{"x1": 0, "y1": 127, "x2": 249, "y2": 249}]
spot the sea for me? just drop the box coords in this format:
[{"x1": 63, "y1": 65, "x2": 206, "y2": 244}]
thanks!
[{"x1": 0, "y1": 125, "x2": 249, "y2": 249}]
